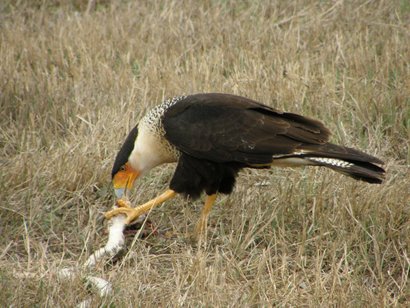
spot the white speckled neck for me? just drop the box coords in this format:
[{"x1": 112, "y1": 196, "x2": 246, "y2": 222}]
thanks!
[{"x1": 141, "y1": 95, "x2": 187, "y2": 131}]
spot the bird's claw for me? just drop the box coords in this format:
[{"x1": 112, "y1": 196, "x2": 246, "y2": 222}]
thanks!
[
  {"x1": 104, "y1": 199, "x2": 142, "y2": 225},
  {"x1": 104, "y1": 207, "x2": 144, "y2": 225},
  {"x1": 116, "y1": 199, "x2": 132, "y2": 208}
]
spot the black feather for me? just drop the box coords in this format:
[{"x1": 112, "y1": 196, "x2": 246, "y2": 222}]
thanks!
[
  {"x1": 298, "y1": 143, "x2": 385, "y2": 183},
  {"x1": 163, "y1": 93, "x2": 330, "y2": 165},
  {"x1": 161, "y1": 93, "x2": 385, "y2": 196},
  {"x1": 169, "y1": 153, "x2": 243, "y2": 199},
  {"x1": 111, "y1": 125, "x2": 138, "y2": 178}
]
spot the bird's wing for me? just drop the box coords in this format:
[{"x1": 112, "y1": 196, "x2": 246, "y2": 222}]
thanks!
[{"x1": 162, "y1": 93, "x2": 331, "y2": 165}]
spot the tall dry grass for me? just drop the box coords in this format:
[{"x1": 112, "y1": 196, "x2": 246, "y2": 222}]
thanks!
[{"x1": 1, "y1": 0, "x2": 409, "y2": 306}]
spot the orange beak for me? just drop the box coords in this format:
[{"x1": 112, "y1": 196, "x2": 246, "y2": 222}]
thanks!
[{"x1": 112, "y1": 163, "x2": 139, "y2": 198}]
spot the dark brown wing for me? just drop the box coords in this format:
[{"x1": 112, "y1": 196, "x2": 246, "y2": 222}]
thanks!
[{"x1": 162, "y1": 93, "x2": 331, "y2": 165}]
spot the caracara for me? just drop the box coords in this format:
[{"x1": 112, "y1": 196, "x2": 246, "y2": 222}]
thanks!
[{"x1": 104, "y1": 93, "x2": 385, "y2": 235}]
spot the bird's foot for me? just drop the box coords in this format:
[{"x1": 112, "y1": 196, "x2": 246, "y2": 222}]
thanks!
[
  {"x1": 104, "y1": 203, "x2": 144, "y2": 225},
  {"x1": 105, "y1": 190, "x2": 177, "y2": 226}
]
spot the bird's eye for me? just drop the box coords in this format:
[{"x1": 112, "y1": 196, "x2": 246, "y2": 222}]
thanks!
[{"x1": 120, "y1": 165, "x2": 126, "y2": 171}]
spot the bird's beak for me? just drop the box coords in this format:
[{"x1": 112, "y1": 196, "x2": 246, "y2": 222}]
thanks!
[{"x1": 112, "y1": 163, "x2": 140, "y2": 199}]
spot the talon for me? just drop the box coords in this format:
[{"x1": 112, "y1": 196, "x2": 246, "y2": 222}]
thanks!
[
  {"x1": 104, "y1": 207, "x2": 143, "y2": 225},
  {"x1": 104, "y1": 190, "x2": 176, "y2": 226},
  {"x1": 116, "y1": 199, "x2": 132, "y2": 208}
]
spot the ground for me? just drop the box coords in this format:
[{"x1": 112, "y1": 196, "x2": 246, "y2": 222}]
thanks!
[{"x1": 1, "y1": 0, "x2": 409, "y2": 306}]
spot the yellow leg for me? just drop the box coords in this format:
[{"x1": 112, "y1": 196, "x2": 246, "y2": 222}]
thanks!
[
  {"x1": 104, "y1": 189, "x2": 176, "y2": 225},
  {"x1": 195, "y1": 194, "x2": 217, "y2": 237}
]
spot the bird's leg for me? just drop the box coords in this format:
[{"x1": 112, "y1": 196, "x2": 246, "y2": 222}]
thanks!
[
  {"x1": 194, "y1": 194, "x2": 217, "y2": 238},
  {"x1": 104, "y1": 189, "x2": 176, "y2": 225}
]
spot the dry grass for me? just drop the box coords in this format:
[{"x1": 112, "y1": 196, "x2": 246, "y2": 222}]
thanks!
[{"x1": 1, "y1": 0, "x2": 409, "y2": 306}]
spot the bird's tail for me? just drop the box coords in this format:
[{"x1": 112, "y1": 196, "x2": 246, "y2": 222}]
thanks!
[{"x1": 271, "y1": 143, "x2": 385, "y2": 184}]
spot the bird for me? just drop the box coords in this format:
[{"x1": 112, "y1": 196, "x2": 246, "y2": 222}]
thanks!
[{"x1": 104, "y1": 93, "x2": 385, "y2": 236}]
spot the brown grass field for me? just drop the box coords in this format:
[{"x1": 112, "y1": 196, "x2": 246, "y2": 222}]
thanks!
[{"x1": 1, "y1": 0, "x2": 409, "y2": 306}]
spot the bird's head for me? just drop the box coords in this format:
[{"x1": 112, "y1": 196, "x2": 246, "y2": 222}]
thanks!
[{"x1": 111, "y1": 125, "x2": 140, "y2": 199}]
